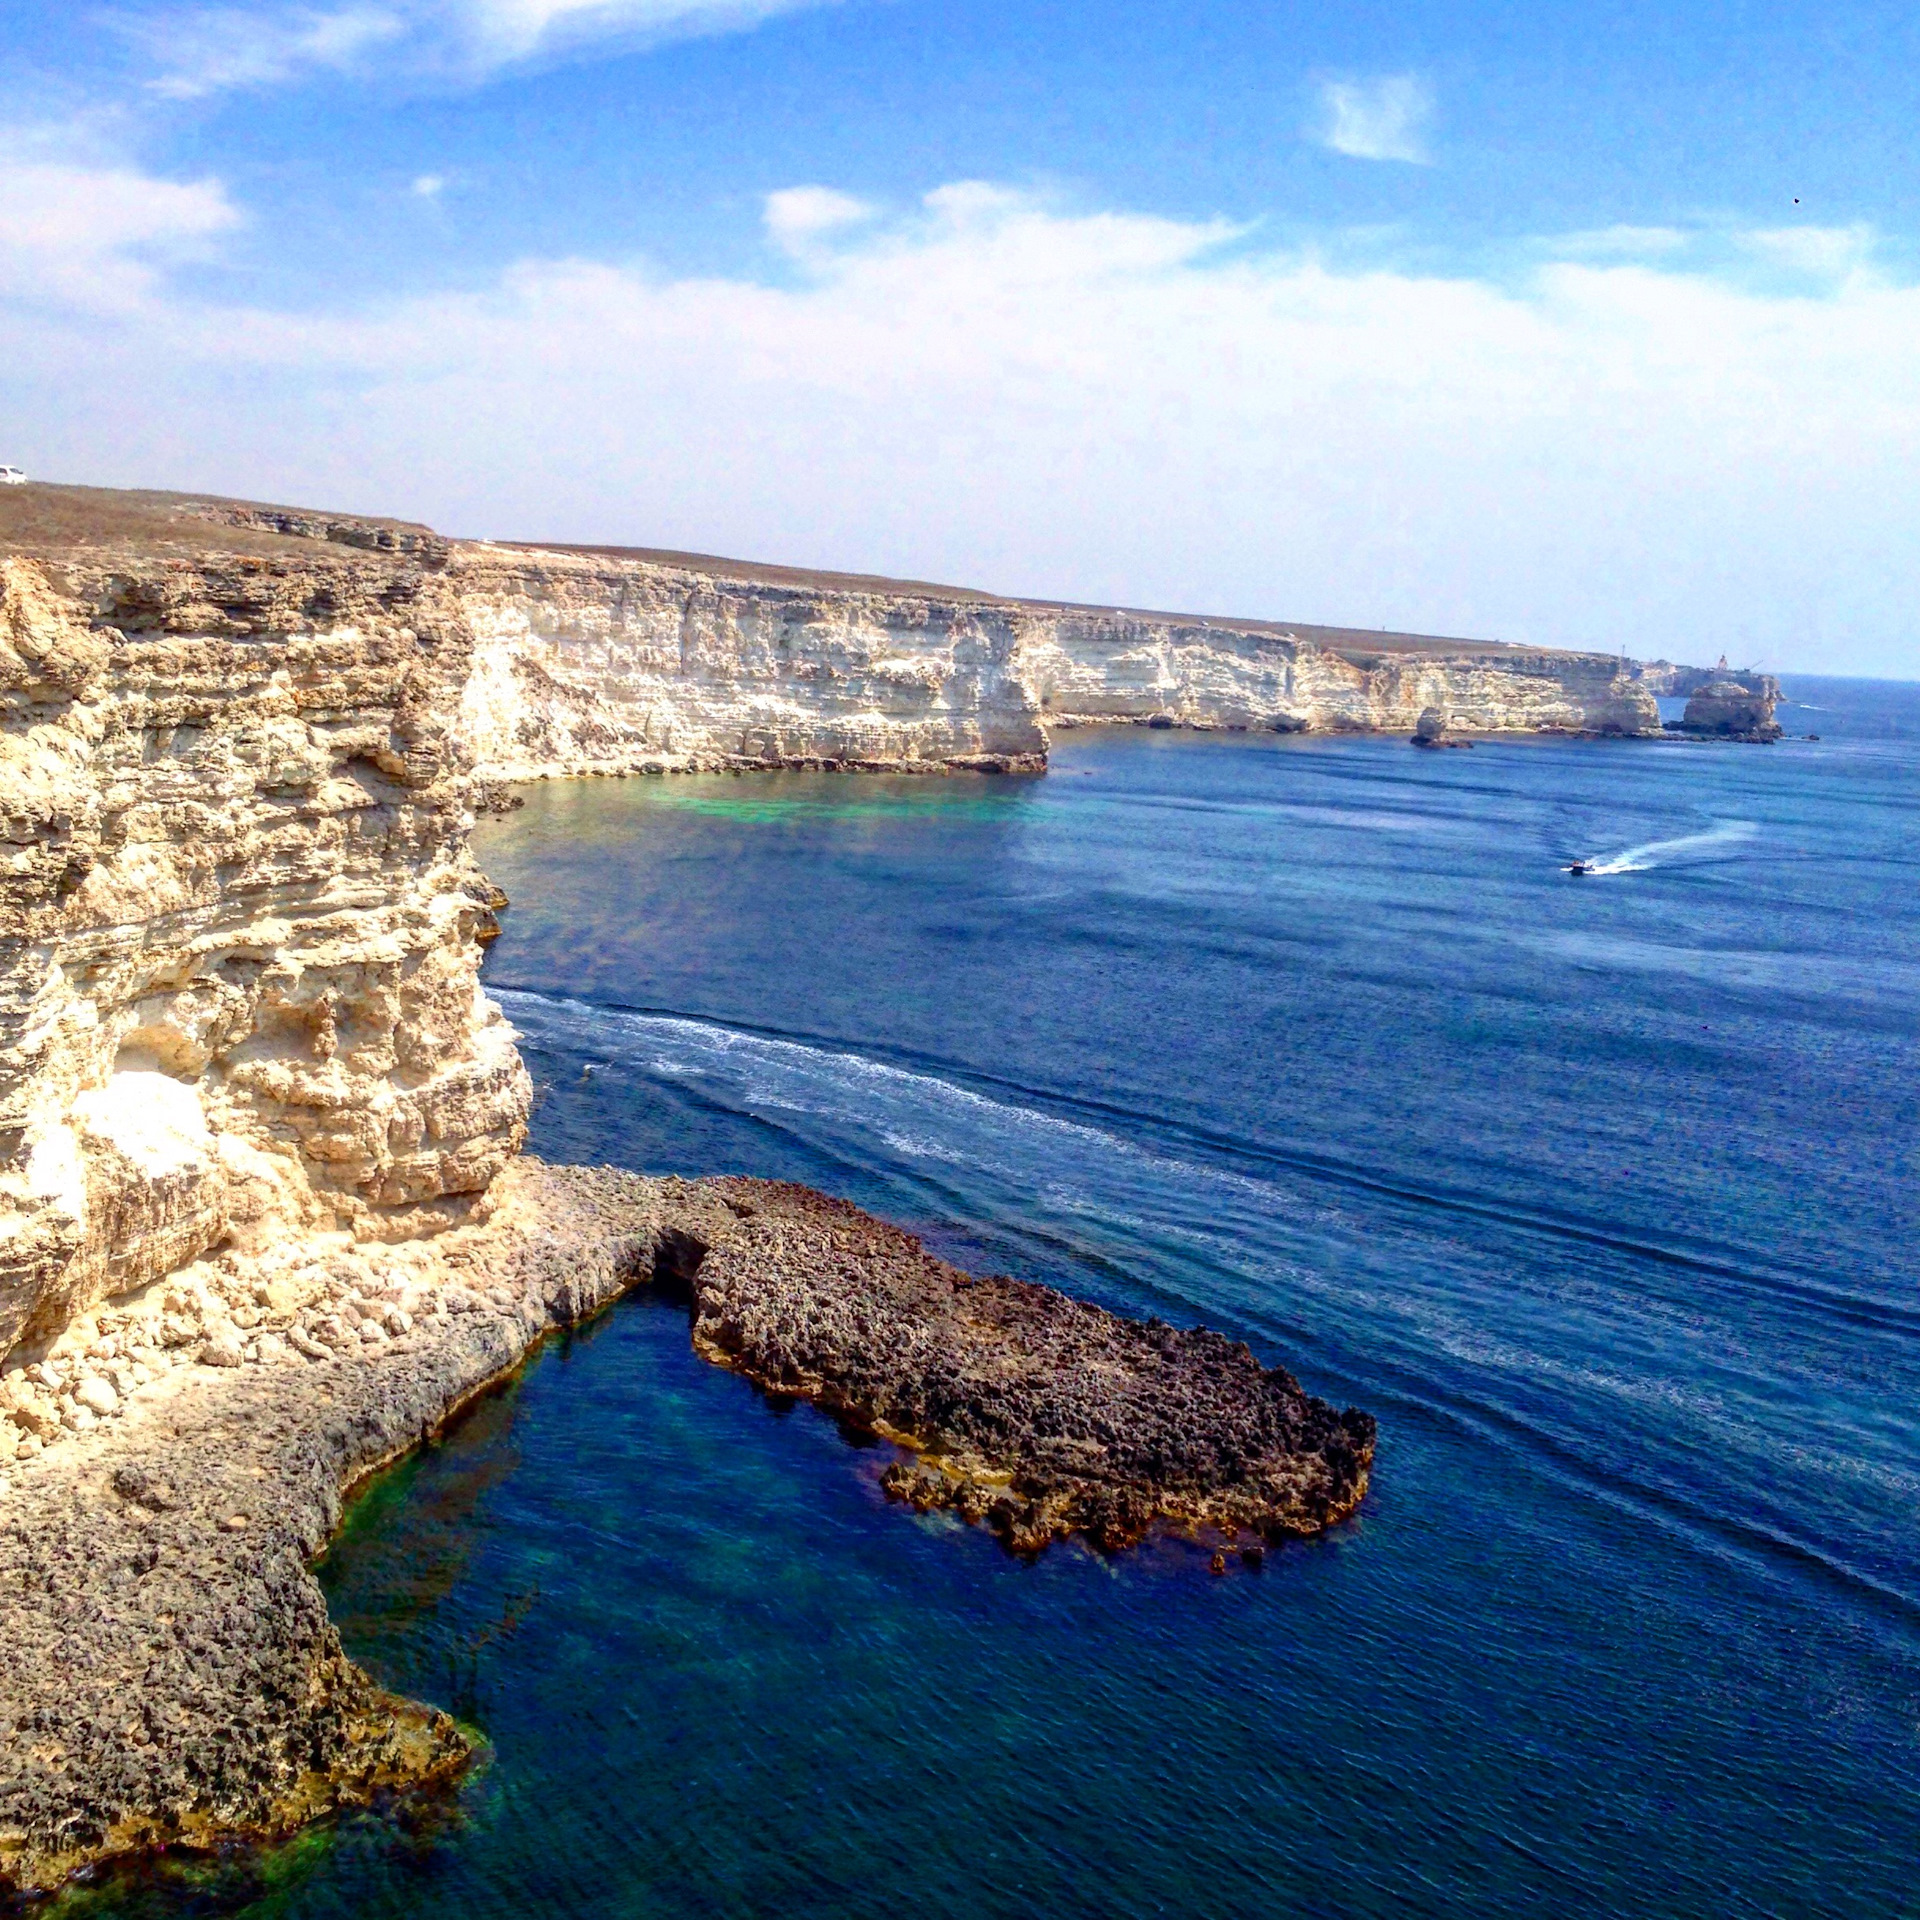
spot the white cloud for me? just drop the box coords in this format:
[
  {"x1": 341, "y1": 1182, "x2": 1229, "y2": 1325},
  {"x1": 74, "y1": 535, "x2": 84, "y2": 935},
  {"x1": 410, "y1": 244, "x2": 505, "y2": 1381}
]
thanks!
[
  {"x1": 1740, "y1": 224, "x2": 1875, "y2": 278},
  {"x1": 3, "y1": 183, "x2": 1918, "y2": 677},
  {"x1": 113, "y1": 0, "x2": 845, "y2": 93},
  {"x1": 1553, "y1": 225, "x2": 1688, "y2": 259},
  {"x1": 412, "y1": 172, "x2": 447, "y2": 197},
  {"x1": 123, "y1": 5, "x2": 405, "y2": 98},
  {"x1": 764, "y1": 185, "x2": 874, "y2": 255},
  {"x1": 0, "y1": 155, "x2": 240, "y2": 308},
  {"x1": 457, "y1": 0, "x2": 837, "y2": 63},
  {"x1": 1313, "y1": 74, "x2": 1435, "y2": 165}
]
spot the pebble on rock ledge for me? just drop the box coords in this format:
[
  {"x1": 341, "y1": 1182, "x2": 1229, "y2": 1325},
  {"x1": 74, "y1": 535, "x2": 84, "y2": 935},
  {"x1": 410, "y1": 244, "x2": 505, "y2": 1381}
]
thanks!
[{"x1": 74, "y1": 1376, "x2": 118, "y2": 1417}]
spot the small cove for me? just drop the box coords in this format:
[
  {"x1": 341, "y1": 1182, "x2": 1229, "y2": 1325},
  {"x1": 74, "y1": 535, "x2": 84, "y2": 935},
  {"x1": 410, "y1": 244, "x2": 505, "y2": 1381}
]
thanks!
[{"x1": 79, "y1": 683, "x2": 1920, "y2": 1917}]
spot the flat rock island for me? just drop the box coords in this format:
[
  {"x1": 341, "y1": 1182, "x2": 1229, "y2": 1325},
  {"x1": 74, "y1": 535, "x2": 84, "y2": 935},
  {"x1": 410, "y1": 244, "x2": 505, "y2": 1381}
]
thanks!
[{"x1": 679, "y1": 1180, "x2": 1375, "y2": 1551}]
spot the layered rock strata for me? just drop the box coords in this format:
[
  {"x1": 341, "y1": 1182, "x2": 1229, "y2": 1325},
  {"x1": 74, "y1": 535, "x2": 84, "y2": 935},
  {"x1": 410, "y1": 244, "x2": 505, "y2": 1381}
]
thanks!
[
  {"x1": 0, "y1": 481, "x2": 1698, "y2": 1381},
  {"x1": 1013, "y1": 619, "x2": 1658, "y2": 739},
  {"x1": 454, "y1": 545, "x2": 1049, "y2": 777},
  {"x1": 0, "y1": 1159, "x2": 1373, "y2": 1895},
  {"x1": 1679, "y1": 676, "x2": 1782, "y2": 741},
  {"x1": 0, "y1": 520, "x2": 530, "y2": 1370},
  {"x1": 453, "y1": 539, "x2": 1662, "y2": 779}
]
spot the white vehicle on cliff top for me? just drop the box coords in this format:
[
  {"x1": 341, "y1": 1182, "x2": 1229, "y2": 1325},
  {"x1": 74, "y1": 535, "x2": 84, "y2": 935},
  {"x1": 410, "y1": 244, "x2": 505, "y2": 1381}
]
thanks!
[{"x1": 0, "y1": 467, "x2": 26, "y2": 485}]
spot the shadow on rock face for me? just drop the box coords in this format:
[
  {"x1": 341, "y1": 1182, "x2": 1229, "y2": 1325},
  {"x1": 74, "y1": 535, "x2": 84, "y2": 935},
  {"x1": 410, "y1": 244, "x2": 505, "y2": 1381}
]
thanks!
[{"x1": 649, "y1": 1228, "x2": 709, "y2": 1307}]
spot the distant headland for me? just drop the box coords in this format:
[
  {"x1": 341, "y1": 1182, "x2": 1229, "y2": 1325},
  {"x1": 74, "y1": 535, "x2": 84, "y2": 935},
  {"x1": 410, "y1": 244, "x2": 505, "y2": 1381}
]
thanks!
[{"x1": 0, "y1": 483, "x2": 1778, "y2": 793}]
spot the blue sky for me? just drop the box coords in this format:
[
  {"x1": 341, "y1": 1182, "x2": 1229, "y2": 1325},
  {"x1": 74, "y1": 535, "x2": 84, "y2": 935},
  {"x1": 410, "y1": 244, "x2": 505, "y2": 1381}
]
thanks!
[{"x1": 4, "y1": 0, "x2": 1918, "y2": 673}]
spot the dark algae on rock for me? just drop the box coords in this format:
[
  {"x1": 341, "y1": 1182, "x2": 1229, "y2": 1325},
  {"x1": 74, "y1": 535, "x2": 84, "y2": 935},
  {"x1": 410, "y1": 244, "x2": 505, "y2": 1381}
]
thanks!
[{"x1": 682, "y1": 1179, "x2": 1376, "y2": 1554}]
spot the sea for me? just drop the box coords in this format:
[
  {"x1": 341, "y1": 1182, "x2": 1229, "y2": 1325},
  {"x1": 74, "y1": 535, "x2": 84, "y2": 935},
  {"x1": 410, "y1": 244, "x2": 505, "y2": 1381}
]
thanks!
[{"x1": 77, "y1": 677, "x2": 1919, "y2": 1917}]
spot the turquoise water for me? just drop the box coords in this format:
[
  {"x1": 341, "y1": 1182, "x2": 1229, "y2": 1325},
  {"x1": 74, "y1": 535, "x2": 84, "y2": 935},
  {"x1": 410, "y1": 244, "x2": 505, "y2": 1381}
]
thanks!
[{"x1": 89, "y1": 680, "x2": 1920, "y2": 1915}]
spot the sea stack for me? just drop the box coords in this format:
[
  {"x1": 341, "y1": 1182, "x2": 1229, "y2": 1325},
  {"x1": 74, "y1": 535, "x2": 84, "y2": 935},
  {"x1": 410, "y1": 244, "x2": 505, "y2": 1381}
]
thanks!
[
  {"x1": 1411, "y1": 706, "x2": 1472, "y2": 748},
  {"x1": 1679, "y1": 676, "x2": 1783, "y2": 741}
]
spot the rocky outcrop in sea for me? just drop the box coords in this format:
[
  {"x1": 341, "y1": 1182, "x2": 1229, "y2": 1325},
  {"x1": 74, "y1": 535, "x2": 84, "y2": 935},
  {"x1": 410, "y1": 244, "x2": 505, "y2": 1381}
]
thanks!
[
  {"x1": 1678, "y1": 676, "x2": 1783, "y2": 741},
  {"x1": 679, "y1": 1179, "x2": 1374, "y2": 1553},
  {"x1": 0, "y1": 1161, "x2": 1374, "y2": 1894}
]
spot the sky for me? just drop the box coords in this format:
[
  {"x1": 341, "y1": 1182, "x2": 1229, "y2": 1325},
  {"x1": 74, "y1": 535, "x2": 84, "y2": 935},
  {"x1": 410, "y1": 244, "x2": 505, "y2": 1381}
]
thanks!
[{"x1": 2, "y1": 1, "x2": 1918, "y2": 675}]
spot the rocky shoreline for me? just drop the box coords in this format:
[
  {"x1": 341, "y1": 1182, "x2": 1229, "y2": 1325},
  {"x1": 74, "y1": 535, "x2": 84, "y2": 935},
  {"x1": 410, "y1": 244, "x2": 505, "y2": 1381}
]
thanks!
[
  {"x1": 679, "y1": 1180, "x2": 1374, "y2": 1554},
  {"x1": 0, "y1": 1159, "x2": 1372, "y2": 1900},
  {"x1": 0, "y1": 1160, "x2": 640, "y2": 1900}
]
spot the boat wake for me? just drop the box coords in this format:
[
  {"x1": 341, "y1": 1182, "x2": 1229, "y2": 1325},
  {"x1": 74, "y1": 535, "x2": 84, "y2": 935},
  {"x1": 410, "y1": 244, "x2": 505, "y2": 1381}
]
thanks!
[{"x1": 1573, "y1": 818, "x2": 1757, "y2": 876}]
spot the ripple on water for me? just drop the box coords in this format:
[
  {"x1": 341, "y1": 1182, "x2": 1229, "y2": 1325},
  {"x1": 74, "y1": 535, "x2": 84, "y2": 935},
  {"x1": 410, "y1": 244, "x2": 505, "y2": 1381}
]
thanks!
[{"x1": 116, "y1": 702, "x2": 1918, "y2": 1919}]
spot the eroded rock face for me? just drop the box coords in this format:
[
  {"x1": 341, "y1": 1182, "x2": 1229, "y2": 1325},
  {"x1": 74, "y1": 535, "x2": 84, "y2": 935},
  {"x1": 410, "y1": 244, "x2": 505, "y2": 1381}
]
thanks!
[
  {"x1": 452, "y1": 543, "x2": 1664, "y2": 780},
  {"x1": 1681, "y1": 676, "x2": 1782, "y2": 740},
  {"x1": 1017, "y1": 622, "x2": 1661, "y2": 740},
  {"x1": 454, "y1": 547, "x2": 1050, "y2": 776},
  {"x1": 63, "y1": 1073, "x2": 229, "y2": 1327},
  {"x1": 0, "y1": 482, "x2": 1687, "y2": 1360},
  {"x1": 0, "y1": 541, "x2": 530, "y2": 1361}
]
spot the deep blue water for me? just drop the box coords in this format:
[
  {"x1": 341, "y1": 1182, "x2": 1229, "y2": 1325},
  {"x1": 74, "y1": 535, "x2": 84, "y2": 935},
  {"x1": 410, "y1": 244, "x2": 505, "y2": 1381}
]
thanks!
[{"x1": 84, "y1": 677, "x2": 1920, "y2": 1917}]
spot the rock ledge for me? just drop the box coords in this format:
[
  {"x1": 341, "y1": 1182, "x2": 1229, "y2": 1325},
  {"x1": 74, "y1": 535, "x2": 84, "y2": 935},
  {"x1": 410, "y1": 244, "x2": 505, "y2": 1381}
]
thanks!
[
  {"x1": 0, "y1": 1160, "x2": 1372, "y2": 1899},
  {"x1": 684, "y1": 1180, "x2": 1374, "y2": 1553}
]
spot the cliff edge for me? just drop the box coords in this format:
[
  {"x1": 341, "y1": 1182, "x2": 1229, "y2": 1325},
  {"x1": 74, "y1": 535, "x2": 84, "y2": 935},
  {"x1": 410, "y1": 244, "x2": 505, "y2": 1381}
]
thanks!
[
  {"x1": 0, "y1": 477, "x2": 1684, "y2": 1894},
  {"x1": 0, "y1": 478, "x2": 1705, "y2": 1380},
  {"x1": 452, "y1": 537, "x2": 1664, "y2": 776},
  {"x1": 0, "y1": 494, "x2": 530, "y2": 1373}
]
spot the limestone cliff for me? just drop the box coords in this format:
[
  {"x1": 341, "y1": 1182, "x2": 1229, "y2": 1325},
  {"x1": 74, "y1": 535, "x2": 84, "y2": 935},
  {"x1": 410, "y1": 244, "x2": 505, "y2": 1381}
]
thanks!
[
  {"x1": 0, "y1": 481, "x2": 1685, "y2": 1367},
  {"x1": 1636, "y1": 660, "x2": 1783, "y2": 738},
  {"x1": 453, "y1": 544, "x2": 1047, "y2": 777},
  {"x1": 1679, "y1": 676, "x2": 1782, "y2": 740},
  {"x1": 0, "y1": 498, "x2": 530, "y2": 1365},
  {"x1": 453, "y1": 540, "x2": 1660, "y2": 779},
  {"x1": 1013, "y1": 615, "x2": 1658, "y2": 738},
  {"x1": 0, "y1": 482, "x2": 1698, "y2": 1896}
]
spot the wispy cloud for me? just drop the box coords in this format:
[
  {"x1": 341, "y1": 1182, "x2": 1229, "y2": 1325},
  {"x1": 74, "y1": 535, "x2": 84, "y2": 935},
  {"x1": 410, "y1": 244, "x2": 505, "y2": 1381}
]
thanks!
[
  {"x1": 0, "y1": 151, "x2": 240, "y2": 308},
  {"x1": 6, "y1": 180, "x2": 1917, "y2": 674},
  {"x1": 457, "y1": 0, "x2": 839, "y2": 65},
  {"x1": 1312, "y1": 74, "x2": 1435, "y2": 165},
  {"x1": 1553, "y1": 225, "x2": 1688, "y2": 259},
  {"x1": 111, "y1": 0, "x2": 845, "y2": 95},
  {"x1": 120, "y1": 5, "x2": 405, "y2": 98},
  {"x1": 1740, "y1": 223, "x2": 1875, "y2": 278},
  {"x1": 764, "y1": 185, "x2": 874, "y2": 256}
]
